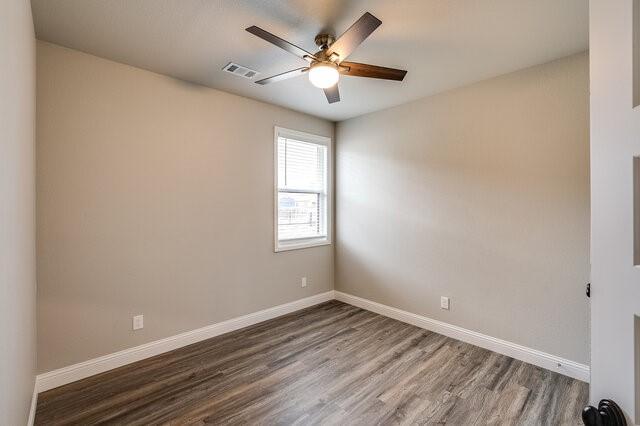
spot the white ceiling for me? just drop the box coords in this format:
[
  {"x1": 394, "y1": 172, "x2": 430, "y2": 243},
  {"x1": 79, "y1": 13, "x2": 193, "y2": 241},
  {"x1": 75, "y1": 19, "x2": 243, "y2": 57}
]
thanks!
[{"x1": 31, "y1": 0, "x2": 588, "y2": 121}]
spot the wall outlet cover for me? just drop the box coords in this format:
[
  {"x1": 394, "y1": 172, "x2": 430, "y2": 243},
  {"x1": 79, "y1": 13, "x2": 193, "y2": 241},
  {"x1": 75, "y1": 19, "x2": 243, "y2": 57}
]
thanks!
[
  {"x1": 440, "y1": 296, "x2": 450, "y2": 310},
  {"x1": 133, "y1": 314, "x2": 144, "y2": 330},
  {"x1": 301, "y1": 277, "x2": 307, "y2": 287}
]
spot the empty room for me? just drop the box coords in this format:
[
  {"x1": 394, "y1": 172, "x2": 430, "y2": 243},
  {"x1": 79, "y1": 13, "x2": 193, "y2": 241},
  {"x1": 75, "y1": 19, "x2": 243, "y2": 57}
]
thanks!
[{"x1": 2, "y1": 0, "x2": 640, "y2": 424}]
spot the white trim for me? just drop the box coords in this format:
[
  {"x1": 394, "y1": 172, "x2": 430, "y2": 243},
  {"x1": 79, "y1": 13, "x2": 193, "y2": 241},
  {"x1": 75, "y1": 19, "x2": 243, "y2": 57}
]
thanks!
[
  {"x1": 334, "y1": 291, "x2": 590, "y2": 382},
  {"x1": 274, "y1": 126, "x2": 333, "y2": 253},
  {"x1": 274, "y1": 126, "x2": 331, "y2": 146},
  {"x1": 35, "y1": 291, "x2": 335, "y2": 393},
  {"x1": 27, "y1": 381, "x2": 37, "y2": 426},
  {"x1": 275, "y1": 239, "x2": 331, "y2": 252}
]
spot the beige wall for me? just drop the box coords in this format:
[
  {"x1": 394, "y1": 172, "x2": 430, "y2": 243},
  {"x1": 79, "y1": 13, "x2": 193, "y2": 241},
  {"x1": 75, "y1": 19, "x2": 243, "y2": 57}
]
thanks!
[
  {"x1": 36, "y1": 40, "x2": 590, "y2": 377},
  {"x1": 589, "y1": 0, "x2": 640, "y2": 421},
  {"x1": 335, "y1": 53, "x2": 590, "y2": 364},
  {"x1": 0, "y1": 0, "x2": 37, "y2": 423},
  {"x1": 36, "y1": 41, "x2": 334, "y2": 372}
]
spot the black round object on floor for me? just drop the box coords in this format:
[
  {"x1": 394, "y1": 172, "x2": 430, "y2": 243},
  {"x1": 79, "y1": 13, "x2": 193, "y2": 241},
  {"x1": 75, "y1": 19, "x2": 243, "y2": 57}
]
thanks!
[{"x1": 582, "y1": 399, "x2": 627, "y2": 426}]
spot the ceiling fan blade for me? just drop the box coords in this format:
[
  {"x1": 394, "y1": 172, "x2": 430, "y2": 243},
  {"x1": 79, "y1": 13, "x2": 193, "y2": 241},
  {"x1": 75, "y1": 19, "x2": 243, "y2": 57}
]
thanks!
[
  {"x1": 246, "y1": 26, "x2": 316, "y2": 62},
  {"x1": 340, "y1": 62, "x2": 407, "y2": 81},
  {"x1": 326, "y1": 12, "x2": 382, "y2": 61},
  {"x1": 255, "y1": 67, "x2": 309, "y2": 85},
  {"x1": 323, "y1": 84, "x2": 340, "y2": 103}
]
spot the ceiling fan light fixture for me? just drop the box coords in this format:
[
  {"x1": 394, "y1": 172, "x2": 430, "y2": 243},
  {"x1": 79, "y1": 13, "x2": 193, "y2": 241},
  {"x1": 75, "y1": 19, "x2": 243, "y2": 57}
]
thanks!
[{"x1": 308, "y1": 62, "x2": 339, "y2": 89}]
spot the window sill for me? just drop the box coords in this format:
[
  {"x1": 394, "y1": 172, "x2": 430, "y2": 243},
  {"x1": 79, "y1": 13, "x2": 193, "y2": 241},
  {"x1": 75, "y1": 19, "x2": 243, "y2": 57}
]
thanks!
[{"x1": 275, "y1": 238, "x2": 332, "y2": 253}]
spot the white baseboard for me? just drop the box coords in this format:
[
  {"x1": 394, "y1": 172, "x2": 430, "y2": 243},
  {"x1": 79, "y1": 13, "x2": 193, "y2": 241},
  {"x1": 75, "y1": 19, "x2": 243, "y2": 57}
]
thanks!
[
  {"x1": 35, "y1": 291, "x2": 335, "y2": 393},
  {"x1": 34, "y1": 289, "x2": 588, "y2": 396},
  {"x1": 27, "y1": 380, "x2": 37, "y2": 425},
  {"x1": 334, "y1": 291, "x2": 590, "y2": 382}
]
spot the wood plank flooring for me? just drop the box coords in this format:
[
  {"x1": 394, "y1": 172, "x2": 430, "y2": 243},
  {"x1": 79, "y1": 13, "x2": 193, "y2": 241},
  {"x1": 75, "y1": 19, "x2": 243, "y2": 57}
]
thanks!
[{"x1": 35, "y1": 300, "x2": 588, "y2": 425}]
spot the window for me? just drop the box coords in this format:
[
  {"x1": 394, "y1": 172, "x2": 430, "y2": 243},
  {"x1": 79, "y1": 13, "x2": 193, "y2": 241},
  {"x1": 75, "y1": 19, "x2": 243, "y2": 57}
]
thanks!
[{"x1": 274, "y1": 127, "x2": 331, "y2": 252}]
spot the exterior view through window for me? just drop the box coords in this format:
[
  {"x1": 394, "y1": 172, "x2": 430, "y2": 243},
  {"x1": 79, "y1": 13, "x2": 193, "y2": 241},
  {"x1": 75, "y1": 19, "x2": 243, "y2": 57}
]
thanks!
[{"x1": 275, "y1": 127, "x2": 331, "y2": 251}]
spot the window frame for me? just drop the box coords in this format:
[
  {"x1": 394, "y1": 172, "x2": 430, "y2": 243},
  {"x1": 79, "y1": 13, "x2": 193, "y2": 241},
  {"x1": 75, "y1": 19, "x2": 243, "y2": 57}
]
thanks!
[{"x1": 274, "y1": 126, "x2": 332, "y2": 252}]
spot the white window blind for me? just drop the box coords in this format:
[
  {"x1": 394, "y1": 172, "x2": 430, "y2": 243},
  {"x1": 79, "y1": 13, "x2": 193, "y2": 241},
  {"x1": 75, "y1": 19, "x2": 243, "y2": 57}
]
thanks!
[{"x1": 275, "y1": 129, "x2": 330, "y2": 251}]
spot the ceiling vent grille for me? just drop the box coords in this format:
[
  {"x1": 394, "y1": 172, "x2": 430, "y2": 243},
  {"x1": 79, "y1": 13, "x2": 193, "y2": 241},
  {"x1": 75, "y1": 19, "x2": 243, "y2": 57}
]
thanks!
[{"x1": 223, "y1": 62, "x2": 259, "y2": 79}]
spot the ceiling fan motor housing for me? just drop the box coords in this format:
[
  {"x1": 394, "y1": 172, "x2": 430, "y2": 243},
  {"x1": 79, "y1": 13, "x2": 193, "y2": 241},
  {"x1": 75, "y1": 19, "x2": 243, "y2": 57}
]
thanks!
[{"x1": 314, "y1": 34, "x2": 335, "y2": 51}]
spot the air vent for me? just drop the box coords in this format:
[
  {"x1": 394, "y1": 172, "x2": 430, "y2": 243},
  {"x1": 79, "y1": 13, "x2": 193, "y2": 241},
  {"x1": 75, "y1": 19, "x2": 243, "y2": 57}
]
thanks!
[{"x1": 223, "y1": 62, "x2": 259, "y2": 79}]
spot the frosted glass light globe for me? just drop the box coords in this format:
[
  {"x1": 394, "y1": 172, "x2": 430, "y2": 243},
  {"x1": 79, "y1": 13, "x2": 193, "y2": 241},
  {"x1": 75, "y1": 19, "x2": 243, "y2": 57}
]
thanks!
[{"x1": 308, "y1": 63, "x2": 339, "y2": 89}]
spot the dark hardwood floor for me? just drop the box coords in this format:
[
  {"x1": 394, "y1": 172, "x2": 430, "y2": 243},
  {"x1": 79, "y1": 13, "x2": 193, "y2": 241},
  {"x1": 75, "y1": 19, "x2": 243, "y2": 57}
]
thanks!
[{"x1": 35, "y1": 300, "x2": 588, "y2": 425}]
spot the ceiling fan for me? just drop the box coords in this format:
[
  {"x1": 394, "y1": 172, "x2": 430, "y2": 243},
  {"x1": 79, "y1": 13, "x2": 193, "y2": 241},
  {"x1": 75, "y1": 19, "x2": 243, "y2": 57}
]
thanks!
[{"x1": 245, "y1": 12, "x2": 407, "y2": 104}]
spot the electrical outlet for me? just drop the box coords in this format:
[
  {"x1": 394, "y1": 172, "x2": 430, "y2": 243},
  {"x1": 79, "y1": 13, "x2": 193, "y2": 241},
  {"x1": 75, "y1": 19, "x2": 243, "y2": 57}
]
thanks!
[
  {"x1": 440, "y1": 297, "x2": 450, "y2": 310},
  {"x1": 301, "y1": 277, "x2": 307, "y2": 288},
  {"x1": 133, "y1": 314, "x2": 144, "y2": 330}
]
